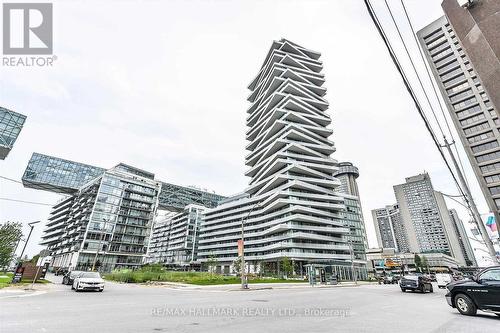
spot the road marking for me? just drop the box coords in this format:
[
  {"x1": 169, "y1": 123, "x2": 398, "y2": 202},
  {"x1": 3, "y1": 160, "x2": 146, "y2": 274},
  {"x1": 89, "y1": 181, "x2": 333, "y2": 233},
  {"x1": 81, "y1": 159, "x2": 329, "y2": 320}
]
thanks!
[{"x1": 0, "y1": 290, "x2": 47, "y2": 299}]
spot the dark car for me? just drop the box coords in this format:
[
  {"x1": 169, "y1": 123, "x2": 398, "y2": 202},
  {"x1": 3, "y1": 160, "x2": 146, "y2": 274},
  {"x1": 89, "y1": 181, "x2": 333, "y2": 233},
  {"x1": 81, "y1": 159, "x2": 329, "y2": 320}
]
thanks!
[
  {"x1": 62, "y1": 270, "x2": 83, "y2": 285},
  {"x1": 55, "y1": 268, "x2": 68, "y2": 276},
  {"x1": 445, "y1": 266, "x2": 500, "y2": 316},
  {"x1": 400, "y1": 274, "x2": 433, "y2": 293}
]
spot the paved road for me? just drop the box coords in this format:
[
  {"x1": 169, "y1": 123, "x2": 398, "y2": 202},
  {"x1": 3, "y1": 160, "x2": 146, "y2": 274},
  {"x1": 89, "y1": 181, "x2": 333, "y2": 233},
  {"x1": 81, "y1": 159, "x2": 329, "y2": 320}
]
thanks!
[{"x1": 1, "y1": 274, "x2": 498, "y2": 333}]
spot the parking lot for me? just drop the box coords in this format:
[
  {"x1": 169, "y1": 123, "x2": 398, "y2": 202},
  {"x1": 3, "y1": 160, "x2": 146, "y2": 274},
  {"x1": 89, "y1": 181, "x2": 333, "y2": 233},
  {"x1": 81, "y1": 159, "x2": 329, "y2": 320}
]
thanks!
[{"x1": 0, "y1": 274, "x2": 498, "y2": 333}]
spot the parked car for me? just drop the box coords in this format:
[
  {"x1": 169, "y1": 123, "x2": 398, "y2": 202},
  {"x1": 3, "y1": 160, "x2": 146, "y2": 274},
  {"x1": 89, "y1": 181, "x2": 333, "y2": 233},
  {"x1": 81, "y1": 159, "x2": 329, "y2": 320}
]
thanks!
[
  {"x1": 55, "y1": 268, "x2": 68, "y2": 276},
  {"x1": 400, "y1": 274, "x2": 433, "y2": 293},
  {"x1": 72, "y1": 272, "x2": 104, "y2": 292},
  {"x1": 445, "y1": 266, "x2": 500, "y2": 316},
  {"x1": 62, "y1": 270, "x2": 83, "y2": 285},
  {"x1": 435, "y1": 273, "x2": 452, "y2": 289}
]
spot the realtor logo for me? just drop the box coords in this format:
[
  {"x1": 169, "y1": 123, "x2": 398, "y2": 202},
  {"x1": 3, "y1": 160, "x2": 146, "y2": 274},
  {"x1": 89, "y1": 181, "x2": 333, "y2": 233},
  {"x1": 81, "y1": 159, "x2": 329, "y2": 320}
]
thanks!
[{"x1": 2, "y1": 3, "x2": 53, "y2": 54}]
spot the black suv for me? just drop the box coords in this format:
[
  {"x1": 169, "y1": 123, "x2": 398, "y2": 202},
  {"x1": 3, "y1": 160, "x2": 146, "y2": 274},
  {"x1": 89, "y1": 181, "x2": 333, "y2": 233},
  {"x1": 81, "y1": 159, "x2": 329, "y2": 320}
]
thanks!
[
  {"x1": 400, "y1": 274, "x2": 433, "y2": 293},
  {"x1": 445, "y1": 266, "x2": 500, "y2": 316}
]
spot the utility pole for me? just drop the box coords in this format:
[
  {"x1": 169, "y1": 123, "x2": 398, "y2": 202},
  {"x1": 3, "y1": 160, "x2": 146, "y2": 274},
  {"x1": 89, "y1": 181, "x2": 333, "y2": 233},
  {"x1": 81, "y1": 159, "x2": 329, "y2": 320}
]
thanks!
[
  {"x1": 240, "y1": 201, "x2": 260, "y2": 290},
  {"x1": 443, "y1": 138, "x2": 498, "y2": 264}
]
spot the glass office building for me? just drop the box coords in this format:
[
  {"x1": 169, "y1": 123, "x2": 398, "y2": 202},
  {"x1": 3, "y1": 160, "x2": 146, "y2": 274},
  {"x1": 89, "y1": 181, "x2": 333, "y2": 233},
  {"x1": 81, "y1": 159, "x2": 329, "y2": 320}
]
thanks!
[
  {"x1": 0, "y1": 106, "x2": 26, "y2": 159},
  {"x1": 159, "y1": 183, "x2": 225, "y2": 211},
  {"x1": 22, "y1": 153, "x2": 105, "y2": 194},
  {"x1": 23, "y1": 153, "x2": 225, "y2": 208}
]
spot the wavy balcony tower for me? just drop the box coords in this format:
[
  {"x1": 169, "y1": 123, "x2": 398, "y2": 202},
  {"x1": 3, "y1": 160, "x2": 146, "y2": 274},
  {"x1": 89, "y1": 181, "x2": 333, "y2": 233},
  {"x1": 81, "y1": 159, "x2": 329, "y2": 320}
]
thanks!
[{"x1": 198, "y1": 39, "x2": 354, "y2": 274}]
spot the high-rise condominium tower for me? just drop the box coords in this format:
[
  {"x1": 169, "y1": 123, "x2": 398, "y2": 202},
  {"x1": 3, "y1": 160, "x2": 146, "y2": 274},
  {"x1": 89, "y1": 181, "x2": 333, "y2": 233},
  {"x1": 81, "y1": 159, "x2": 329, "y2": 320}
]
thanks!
[
  {"x1": 394, "y1": 173, "x2": 469, "y2": 266},
  {"x1": 418, "y1": 11, "x2": 500, "y2": 230},
  {"x1": 441, "y1": 0, "x2": 500, "y2": 114},
  {"x1": 372, "y1": 204, "x2": 409, "y2": 253},
  {"x1": 198, "y1": 39, "x2": 353, "y2": 274}
]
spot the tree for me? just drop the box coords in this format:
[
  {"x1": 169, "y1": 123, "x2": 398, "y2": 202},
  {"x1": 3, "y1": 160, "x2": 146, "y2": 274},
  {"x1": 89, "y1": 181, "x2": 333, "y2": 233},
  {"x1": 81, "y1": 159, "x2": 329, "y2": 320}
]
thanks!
[
  {"x1": 0, "y1": 222, "x2": 23, "y2": 272},
  {"x1": 206, "y1": 253, "x2": 218, "y2": 275},
  {"x1": 414, "y1": 254, "x2": 422, "y2": 273},
  {"x1": 421, "y1": 256, "x2": 429, "y2": 273},
  {"x1": 232, "y1": 256, "x2": 242, "y2": 275},
  {"x1": 29, "y1": 254, "x2": 40, "y2": 264},
  {"x1": 280, "y1": 257, "x2": 293, "y2": 279}
]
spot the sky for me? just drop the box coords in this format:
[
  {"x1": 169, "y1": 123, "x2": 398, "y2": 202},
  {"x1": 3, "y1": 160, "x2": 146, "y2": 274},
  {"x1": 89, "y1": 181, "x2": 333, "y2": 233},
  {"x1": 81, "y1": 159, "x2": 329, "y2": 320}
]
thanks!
[{"x1": 0, "y1": 0, "x2": 495, "y2": 265}]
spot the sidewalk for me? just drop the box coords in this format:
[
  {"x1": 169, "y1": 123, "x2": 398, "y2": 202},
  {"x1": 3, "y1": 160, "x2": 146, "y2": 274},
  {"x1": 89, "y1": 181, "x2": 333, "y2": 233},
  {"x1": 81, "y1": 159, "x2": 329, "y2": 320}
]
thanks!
[{"x1": 141, "y1": 280, "x2": 375, "y2": 291}]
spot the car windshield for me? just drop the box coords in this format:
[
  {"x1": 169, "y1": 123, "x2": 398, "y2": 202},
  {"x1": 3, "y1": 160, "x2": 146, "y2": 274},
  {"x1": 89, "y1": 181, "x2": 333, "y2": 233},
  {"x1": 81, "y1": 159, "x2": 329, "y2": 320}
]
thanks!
[
  {"x1": 402, "y1": 275, "x2": 419, "y2": 281},
  {"x1": 79, "y1": 272, "x2": 101, "y2": 279},
  {"x1": 69, "y1": 271, "x2": 83, "y2": 277}
]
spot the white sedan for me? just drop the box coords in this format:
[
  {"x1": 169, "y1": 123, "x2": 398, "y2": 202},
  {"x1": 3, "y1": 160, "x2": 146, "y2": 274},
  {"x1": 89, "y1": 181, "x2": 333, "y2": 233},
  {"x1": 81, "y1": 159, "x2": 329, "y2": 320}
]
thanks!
[{"x1": 72, "y1": 272, "x2": 105, "y2": 292}]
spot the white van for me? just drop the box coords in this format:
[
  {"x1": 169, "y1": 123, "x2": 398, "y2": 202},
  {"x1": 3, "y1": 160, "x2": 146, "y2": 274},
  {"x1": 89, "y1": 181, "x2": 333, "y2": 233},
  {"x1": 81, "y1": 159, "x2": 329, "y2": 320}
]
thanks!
[{"x1": 435, "y1": 273, "x2": 452, "y2": 288}]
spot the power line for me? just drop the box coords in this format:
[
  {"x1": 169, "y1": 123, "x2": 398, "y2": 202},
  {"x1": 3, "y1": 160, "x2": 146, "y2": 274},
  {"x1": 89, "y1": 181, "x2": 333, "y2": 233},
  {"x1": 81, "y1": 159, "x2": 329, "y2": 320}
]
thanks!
[
  {"x1": 0, "y1": 175, "x2": 23, "y2": 184},
  {"x1": 0, "y1": 197, "x2": 53, "y2": 206},
  {"x1": 383, "y1": 0, "x2": 446, "y2": 139},
  {"x1": 363, "y1": 0, "x2": 468, "y2": 204},
  {"x1": 399, "y1": 0, "x2": 471, "y2": 192}
]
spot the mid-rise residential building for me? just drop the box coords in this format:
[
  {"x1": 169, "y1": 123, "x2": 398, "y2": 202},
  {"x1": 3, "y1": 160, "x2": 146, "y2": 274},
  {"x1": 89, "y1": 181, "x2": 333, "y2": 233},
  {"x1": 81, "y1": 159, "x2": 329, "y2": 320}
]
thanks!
[
  {"x1": 333, "y1": 162, "x2": 368, "y2": 261},
  {"x1": 393, "y1": 173, "x2": 470, "y2": 266},
  {"x1": 146, "y1": 210, "x2": 176, "y2": 264},
  {"x1": 28, "y1": 153, "x2": 226, "y2": 271},
  {"x1": 417, "y1": 13, "x2": 500, "y2": 233},
  {"x1": 43, "y1": 163, "x2": 161, "y2": 272},
  {"x1": 197, "y1": 39, "x2": 354, "y2": 275},
  {"x1": 449, "y1": 208, "x2": 477, "y2": 266},
  {"x1": 147, "y1": 205, "x2": 205, "y2": 268},
  {"x1": 0, "y1": 106, "x2": 26, "y2": 160}
]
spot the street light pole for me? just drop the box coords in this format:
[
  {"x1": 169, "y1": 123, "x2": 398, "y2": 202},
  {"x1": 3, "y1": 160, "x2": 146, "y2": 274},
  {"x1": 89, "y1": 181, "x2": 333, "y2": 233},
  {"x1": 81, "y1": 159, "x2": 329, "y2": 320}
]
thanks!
[
  {"x1": 240, "y1": 201, "x2": 260, "y2": 290},
  {"x1": 349, "y1": 239, "x2": 357, "y2": 285},
  {"x1": 18, "y1": 221, "x2": 41, "y2": 262}
]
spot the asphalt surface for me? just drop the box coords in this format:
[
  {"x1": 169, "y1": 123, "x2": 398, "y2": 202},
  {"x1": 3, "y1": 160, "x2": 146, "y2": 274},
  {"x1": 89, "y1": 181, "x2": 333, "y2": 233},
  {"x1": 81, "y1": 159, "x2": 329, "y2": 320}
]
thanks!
[{"x1": 0, "y1": 274, "x2": 498, "y2": 333}]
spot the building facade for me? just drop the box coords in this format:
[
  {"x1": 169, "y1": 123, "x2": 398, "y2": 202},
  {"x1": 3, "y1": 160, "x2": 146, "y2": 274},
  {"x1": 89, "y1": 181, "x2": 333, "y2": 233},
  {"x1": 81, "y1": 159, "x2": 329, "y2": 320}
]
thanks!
[
  {"x1": 23, "y1": 153, "x2": 225, "y2": 209},
  {"x1": 197, "y1": 39, "x2": 353, "y2": 275},
  {"x1": 0, "y1": 106, "x2": 26, "y2": 160},
  {"x1": 441, "y1": 0, "x2": 500, "y2": 114},
  {"x1": 372, "y1": 205, "x2": 397, "y2": 250},
  {"x1": 333, "y1": 162, "x2": 368, "y2": 261},
  {"x1": 22, "y1": 153, "x2": 106, "y2": 194},
  {"x1": 147, "y1": 205, "x2": 205, "y2": 268},
  {"x1": 366, "y1": 248, "x2": 460, "y2": 275},
  {"x1": 449, "y1": 208, "x2": 477, "y2": 266},
  {"x1": 42, "y1": 164, "x2": 161, "y2": 272},
  {"x1": 393, "y1": 173, "x2": 470, "y2": 266},
  {"x1": 417, "y1": 15, "x2": 500, "y2": 231}
]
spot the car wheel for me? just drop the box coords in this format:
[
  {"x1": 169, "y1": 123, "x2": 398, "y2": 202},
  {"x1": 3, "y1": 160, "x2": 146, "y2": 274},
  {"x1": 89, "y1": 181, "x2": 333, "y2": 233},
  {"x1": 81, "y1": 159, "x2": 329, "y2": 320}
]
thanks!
[
  {"x1": 454, "y1": 294, "x2": 477, "y2": 316},
  {"x1": 429, "y1": 285, "x2": 433, "y2": 293},
  {"x1": 75, "y1": 284, "x2": 80, "y2": 292},
  {"x1": 401, "y1": 288, "x2": 406, "y2": 292},
  {"x1": 99, "y1": 289, "x2": 103, "y2": 292}
]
